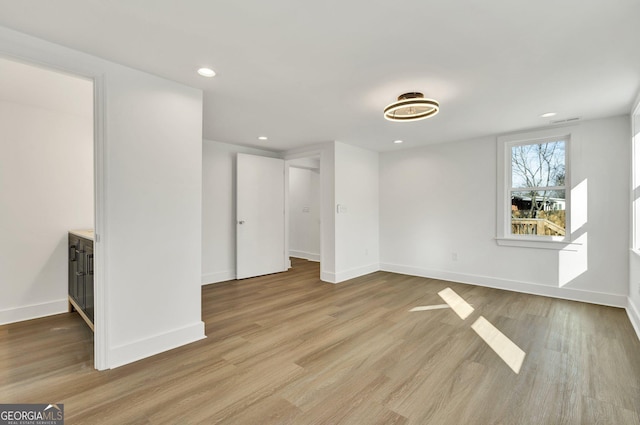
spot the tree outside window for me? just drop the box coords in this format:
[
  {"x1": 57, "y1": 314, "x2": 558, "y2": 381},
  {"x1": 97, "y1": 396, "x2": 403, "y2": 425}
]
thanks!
[{"x1": 510, "y1": 140, "x2": 566, "y2": 236}]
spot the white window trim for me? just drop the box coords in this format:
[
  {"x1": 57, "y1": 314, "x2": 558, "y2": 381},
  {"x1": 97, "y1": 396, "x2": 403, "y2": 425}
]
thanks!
[{"x1": 496, "y1": 126, "x2": 581, "y2": 251}]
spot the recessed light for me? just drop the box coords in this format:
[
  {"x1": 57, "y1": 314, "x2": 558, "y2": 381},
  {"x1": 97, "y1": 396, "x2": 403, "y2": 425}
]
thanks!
[
  {"x1": 540, "y1": 112, "x2": 556, "y2": 118},
  {"x1": 393, "y1": 140, "x2": 404, "y2": 144},
  {"x1": 197, "y1": 68, "x2": 216, "y2": 78},
  {"x1": 258, "y1": 136, "x2": 268, "y2": 141}
]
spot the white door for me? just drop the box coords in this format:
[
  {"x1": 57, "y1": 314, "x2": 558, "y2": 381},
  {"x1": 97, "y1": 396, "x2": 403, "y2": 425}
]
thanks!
[{"x1": 236, "y1": 153, "x2": 286, "y2": 279}]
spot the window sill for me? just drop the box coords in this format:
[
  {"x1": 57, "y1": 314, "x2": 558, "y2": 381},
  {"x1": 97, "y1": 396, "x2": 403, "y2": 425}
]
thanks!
[{"x1": 495, "y1": 237, "x2": 582, "y2": 251}]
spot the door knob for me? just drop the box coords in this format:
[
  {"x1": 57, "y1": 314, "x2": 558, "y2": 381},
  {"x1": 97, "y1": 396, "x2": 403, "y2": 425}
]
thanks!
[{"x1": 238, "y1": 220, "x2": 245, "y2": 225}]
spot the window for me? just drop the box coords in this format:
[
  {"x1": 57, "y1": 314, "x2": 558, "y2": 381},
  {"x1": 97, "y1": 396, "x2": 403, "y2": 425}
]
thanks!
[
  {"x1": 497, "y1": 128, "x2": 574, "y2": 249},
  {"x1": 510, "y1": 139, "x2": 566, "y2": 237}
]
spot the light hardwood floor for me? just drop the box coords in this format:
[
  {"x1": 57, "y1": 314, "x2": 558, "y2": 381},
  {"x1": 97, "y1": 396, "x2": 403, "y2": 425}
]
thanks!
[{"x1": 2, "y1": 258, "x2": 640, "y2": 424}]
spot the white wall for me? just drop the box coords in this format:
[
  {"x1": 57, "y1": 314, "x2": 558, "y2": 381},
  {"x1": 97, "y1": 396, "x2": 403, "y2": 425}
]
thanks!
[
  {"x1": 104, "y1": 68, "x2": 204, "y2": 368},
  {"x1": 381, "y1": 116, "x2": 630, "y2": 307},
  {"x1": 202, "y1": 139, "x2": 279, "y2": 284},
  {"x1": 333, "y1": 142, "x2": 380, "y2": 282},
  {"x1": 284, "y1": 141, "x2": 380, "y2": 283},
  {"x1": 630, "y1": 254, "x2": 640, "y2": 337},
  {"x1": 629, "y1": 95, "x2": 640, "y2": 339},
  {"x1": 0, "y1": 67, "x2": 93, "y2": 324},
  {"x1": 289, "y1": 167, "x2": 321, "y2": 261},
  {"x1": 320, "y1": 144, "x2": 337, "y2": 281},
  {"x1": 0, "y1": 25, "x2": 205, "y2": 369}
]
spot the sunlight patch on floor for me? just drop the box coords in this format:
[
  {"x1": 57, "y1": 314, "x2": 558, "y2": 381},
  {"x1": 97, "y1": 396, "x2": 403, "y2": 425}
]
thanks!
[
  {"x1": 438, "y1": 288, "x2": 474, "y2": 320},
  {"x1": 412, "y1": 288, "x2": 527, "y2": 374},
  {"x1": 471, "y1": 316, "x2": 526, "y2": 374},
  {"x1": 409, "y1": 304, "x2": 450, "y2": 312}
]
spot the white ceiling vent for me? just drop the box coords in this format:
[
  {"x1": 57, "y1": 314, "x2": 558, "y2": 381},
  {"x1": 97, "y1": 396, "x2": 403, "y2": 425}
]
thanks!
[{"x1": 550, "y1": 117, "x2": 581, "y2": 124}]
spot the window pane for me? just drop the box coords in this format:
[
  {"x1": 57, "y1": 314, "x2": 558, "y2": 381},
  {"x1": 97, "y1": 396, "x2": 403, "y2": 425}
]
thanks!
[
  {"x1": 511, "y1": 140, "x2": 565, "y2": 189},
  {"x1": 511, "y1": 190, "x2": 565, "y2": 236}
]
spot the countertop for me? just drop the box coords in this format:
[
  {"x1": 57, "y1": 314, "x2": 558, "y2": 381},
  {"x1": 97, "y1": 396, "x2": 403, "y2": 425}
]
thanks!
[{"x1": 69, "y1": 229, "x2": 94, "y2": 241}]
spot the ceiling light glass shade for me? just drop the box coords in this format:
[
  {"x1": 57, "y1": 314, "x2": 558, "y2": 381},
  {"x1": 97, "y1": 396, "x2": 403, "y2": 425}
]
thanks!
[{"x1": 384, "y1": 92, "x2": 439, "y2": 122}]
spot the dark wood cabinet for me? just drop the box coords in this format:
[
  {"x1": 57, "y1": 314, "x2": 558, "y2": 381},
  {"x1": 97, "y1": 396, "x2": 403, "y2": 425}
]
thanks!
[{"x1": 68, "y1": 232, "x2": 94, "y2": 330}]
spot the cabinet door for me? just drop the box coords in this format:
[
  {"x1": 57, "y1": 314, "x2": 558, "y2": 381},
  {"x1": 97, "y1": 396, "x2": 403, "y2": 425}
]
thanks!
[
  {"x1": 68, "y1": 235, "x2": 77, "y2": 297},
  {"x1": 68, "y1": 235, "x2": 84, "y2": 307},
  {"x1": 84, "y1": 242, "x2": 94, "y2": 323},
  {"x1": 77, "y1": 243, "x2": 86, "y2": 309}
]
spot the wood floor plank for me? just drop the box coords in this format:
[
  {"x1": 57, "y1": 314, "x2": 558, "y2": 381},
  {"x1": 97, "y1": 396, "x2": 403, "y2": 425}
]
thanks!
[{"x1": 1, "y1": 258, "x2": 639, "y2": 424}]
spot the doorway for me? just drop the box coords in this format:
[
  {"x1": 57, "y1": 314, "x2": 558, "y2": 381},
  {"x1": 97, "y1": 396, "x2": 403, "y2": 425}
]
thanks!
[
  {"x1": 287, "y1": 156, "x2": 321, "y2": 275},
  {"x1": 0, "y1": 57, "x2": 95, "y2": 358}
]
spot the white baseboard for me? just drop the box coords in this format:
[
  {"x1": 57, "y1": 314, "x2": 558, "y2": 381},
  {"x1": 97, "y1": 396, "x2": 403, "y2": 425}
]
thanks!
[
  {"x1": 320, "y1": 270, "x2": 336, "y2": 283},
  {"x1": 380, "y1": 263, "x2": 627, "y2": 308},
  {"x1": 201, "y1": 270, "x2": 236, "y2": 285},
  {"x1": 334, "y1": 263, "x2": 380, "y2": 283},
  {"x1": 290, "y1": 250, "x2": 320, "y2": 262},
  {"x1": 0, "y1": 299, "x2": 69, "y2": 325},
  {"x1": 108, "y1": 321, "x2": 206, "y2": 369},
  {"x1": 627, "y1": 298, "x2": 640, "y2": 342},
  {"x1": 321, "y1": 263, "x2": 380, "y2": 284}
]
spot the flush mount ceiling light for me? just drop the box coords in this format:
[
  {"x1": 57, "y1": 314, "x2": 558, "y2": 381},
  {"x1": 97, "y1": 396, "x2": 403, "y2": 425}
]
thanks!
[
  {"x1": 540, "y1": 112, "x2": 557, "y2": 118},
  {"x1": 384, "y1": 92, "x2": 439, "y2": 122}
]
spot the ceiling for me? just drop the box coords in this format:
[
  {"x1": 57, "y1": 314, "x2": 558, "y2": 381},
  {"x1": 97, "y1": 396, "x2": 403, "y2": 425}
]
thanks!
[{"x1": 0, "y1": 0, "x2": 638, "y2": 152}]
